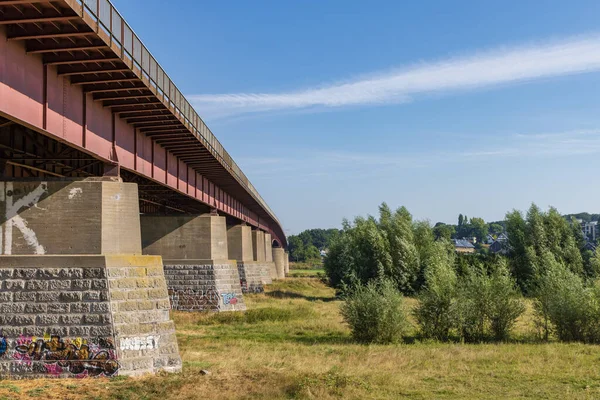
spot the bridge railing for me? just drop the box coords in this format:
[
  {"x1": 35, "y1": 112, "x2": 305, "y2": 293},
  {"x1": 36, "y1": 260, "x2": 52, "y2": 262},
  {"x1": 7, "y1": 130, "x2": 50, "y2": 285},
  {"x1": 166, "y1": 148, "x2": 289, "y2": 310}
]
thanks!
[{"x1": 67, "y1": 0, "x2": 280, "y2": 227}]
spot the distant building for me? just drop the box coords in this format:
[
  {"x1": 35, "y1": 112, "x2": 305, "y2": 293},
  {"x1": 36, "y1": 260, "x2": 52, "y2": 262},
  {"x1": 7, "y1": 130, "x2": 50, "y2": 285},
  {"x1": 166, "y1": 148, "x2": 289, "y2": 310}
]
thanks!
[
  {"x1": 485, "y1": 234, "x2": 495, "y2": 245},
  {"x1": 581, "y1": 220, "x2": 598, "y2": 242},
  {"x1": 320, "y1": 249, "x2": 328, "y2": 258},
  {"x1": 489, "y1": 233, "x2": 509, "y2": 255},
  {"x1": 453, "y1": 239, "x2": 476, "y2": 254}
]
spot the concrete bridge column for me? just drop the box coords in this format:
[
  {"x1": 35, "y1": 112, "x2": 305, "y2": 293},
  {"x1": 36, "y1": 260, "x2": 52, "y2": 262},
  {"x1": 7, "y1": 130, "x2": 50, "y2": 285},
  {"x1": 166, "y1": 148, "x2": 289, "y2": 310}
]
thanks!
[
  {"x1": 141, "y1": 213, "x2": 246, "y2": 312},
  {"x1": 252, "y1": 230, "x2": 266, "y2": 262},
  {"x1": 272, "y1": 247, "x2": 286, "y2": 279},
  {"x1": 228, "y1": 224, "x2": 265, "y2": 293},
  {"x1": 285, "y1": 251, "x2": 290, "y2": 275},
  {"x1": 0, "y1": 177, "x2": 181, "y2": 378},
  {"x1": 264, "y1": 232, "x2": 278, "y2": 281},
  {"x1": 253, "y1": 230, "x2": 276, "y2": 281},
  {"x1": 265, "y1": 233, "x2": 273, "y2": 262}
]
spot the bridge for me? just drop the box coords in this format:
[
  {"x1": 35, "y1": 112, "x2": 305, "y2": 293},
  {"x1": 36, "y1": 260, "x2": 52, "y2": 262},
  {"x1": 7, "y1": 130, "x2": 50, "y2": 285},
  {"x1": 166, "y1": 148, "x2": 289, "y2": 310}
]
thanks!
[{"x1": 0, "y1": 0, "x2": 288, "y2": 377}]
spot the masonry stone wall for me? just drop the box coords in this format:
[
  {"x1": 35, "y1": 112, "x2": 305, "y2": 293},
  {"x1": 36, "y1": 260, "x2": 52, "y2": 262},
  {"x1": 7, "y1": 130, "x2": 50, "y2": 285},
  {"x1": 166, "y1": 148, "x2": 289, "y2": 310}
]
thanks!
[
  {"x1": 237, "y1": 262, "x2": 265, "y2": 293},
  {"x1": 0, "y1": 255, "x2": 181, "y2": 379},
  {"x1": 164, "y1": 261, "x2": 246, "y2": 312}
]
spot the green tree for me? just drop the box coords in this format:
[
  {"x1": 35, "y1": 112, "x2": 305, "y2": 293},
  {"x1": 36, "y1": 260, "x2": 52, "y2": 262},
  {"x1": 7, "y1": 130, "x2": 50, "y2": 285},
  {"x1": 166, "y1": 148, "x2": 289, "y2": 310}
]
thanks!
[
  {"x1": 488, "y1": 223, "x2": 504, "y2": 236},
  {"x1": 414, "y1": 241, "x2": 458, "y2": 340},
  {"x1": 288, "y1": 235, "x2": 305, "y2": 262},
  {"x1": 506, "y1": 204, "x2": 586, "y2": 293},
  {"x1": 304, "y1": 245, "x2": 321, "y2": 261},
  {"x1": 433, "y1": 223, "x2": 455, "y2": 241},
  {"x1": 470, "y1": 217, "x2": 488, "y2": 243},
  {"x1": 324, "y1": 216, "x2": 390, "y2": 290},
  {"x1": 378, "y1": 203, "x2": 420, "y2": 294},
  {"x1": 586, "y1": 246, "x2": 600, "y2": 279},
  {"x1": 413, "y1": 220, "x2": 437, "y2": 292}
]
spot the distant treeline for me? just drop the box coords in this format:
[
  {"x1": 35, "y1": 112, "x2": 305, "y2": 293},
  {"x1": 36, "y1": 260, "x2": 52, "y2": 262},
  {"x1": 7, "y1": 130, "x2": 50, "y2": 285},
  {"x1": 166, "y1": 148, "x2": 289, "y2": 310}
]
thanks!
[
  {"x1": 287, "y1": 228, "x2": 340, "y2": 262},
  {"x1": 288, "y1": 210, "x2": 599, "y2": 264},
  {"x1": 323, "y1": 202, "x2": 600, "y2": 296}
]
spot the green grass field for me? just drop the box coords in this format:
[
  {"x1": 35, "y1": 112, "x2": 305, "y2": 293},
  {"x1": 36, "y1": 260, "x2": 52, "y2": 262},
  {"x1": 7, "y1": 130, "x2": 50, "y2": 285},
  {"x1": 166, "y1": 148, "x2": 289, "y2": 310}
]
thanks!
[{"x1": 2, "y1": 278, "x2": 600, "y2": 399}]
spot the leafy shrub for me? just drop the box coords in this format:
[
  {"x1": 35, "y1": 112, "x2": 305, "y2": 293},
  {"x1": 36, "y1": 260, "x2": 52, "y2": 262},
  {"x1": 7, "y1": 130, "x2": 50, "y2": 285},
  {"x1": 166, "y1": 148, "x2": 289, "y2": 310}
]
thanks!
[
  {"x1": 417, "y1": 254, "x2": 524, "y2": 342},
  {"x1": 414, "y1": 242, "x2": 458, "y2": 340},
  {"x1": 341, "y1": 279, "x2": 409, "y2": 344},
  {"x1": 486, "y1": 262, "x2": 526, "y2": 341},
  {"x1": 585, "y1": 281, "x2": 600, "y2": 342},
  {"x1": 534, "y1": 256, "x2": 591, "y2": 342},
  {"x1": 455, "y1": 261, "x2": 524, "y2": 342},
  {"x1": 455, "y1": 270, "x2": 489, "y2": 342}
]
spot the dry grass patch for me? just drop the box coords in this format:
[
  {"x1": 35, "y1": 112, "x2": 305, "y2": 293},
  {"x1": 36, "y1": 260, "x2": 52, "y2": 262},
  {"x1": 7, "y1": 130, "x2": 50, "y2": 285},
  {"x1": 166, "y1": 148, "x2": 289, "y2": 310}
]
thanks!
[{"x1": 2, "y1": 278, "x2": 600, "y2": 399}]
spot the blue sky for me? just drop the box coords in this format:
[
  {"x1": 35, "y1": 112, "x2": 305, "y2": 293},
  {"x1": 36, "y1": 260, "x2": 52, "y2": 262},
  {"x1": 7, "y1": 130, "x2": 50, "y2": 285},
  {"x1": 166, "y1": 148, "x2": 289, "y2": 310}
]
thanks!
[{"x1": 113, "y1": 0, "x2": 600, "y2": 235}]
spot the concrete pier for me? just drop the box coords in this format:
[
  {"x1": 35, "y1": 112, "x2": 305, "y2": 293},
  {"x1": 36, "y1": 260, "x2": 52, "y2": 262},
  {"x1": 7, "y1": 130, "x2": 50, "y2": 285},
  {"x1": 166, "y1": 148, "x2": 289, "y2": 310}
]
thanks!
[
  {"x1": 141, "y1": 214, "x2": 246, "y2": 312},
  {"x1": 285, "y1": 251, "x2": 290, "y2": 275},
  {"x1": 272, "y1": 247, "x2": 286, "y2": 279},
  {"x1": 0, "y1": 178, "x2": 181, "y2": 378},
  {"x1": 228, "y1": 224, "x2": 266, "y2": 293}
]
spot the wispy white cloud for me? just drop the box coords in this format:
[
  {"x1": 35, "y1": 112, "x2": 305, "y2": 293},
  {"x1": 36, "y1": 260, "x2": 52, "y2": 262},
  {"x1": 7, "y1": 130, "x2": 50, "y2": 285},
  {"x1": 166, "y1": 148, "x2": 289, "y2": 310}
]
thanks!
[
  {"x1": 240, "y1": 129, "x2": 600, "y2": 179},
  {"x1": 189, "y1": 34, "x2": 600, "y2": 118}
]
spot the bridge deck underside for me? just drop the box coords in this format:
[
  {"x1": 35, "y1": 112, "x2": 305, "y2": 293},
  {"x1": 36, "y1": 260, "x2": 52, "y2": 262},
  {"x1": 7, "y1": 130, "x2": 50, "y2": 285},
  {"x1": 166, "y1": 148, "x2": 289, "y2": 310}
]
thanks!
[{"x1": 0, "y1": 0, "x2": 285, "y2": 246}]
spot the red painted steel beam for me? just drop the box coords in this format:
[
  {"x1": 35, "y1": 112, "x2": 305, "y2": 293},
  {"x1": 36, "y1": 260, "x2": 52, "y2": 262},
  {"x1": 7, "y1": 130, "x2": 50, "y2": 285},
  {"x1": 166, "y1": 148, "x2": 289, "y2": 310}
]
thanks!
[
  {"x1": 8, "y1": 31, "x2": 96, "y2": 41},
  {"x1": 136, "y1": 122, "x2": 183, "y2": 127},
  {"x1": 95, "y1": 94, "x2": 153, "y2": 101},
  {"x1": 0, "y1": 0, "x2": 54, "y2": 4},
  {"x1": 0, "y1": 16, "x2": 80, "y2": 25},
  {"x1": 86, "y1": 87, "x2": 147, "y2": 94},
  {"x1": 72, "y1": 77, "x2": 139, "y2": 85},
  {"x1": 27, "y1": 45, "x2": 109, "y2": 54},
  {"x1": 45, "y1": 57, "x2": 121, "y2": 66},
  {"x1": 105, "y1": 101, "x2": 162, "y2": 108},
  {"x1": 125, "y1": 115, "x2": 175, "y2": 122},
  {"x1": 59, "y1": 69, "x2": 130, "y2": 76}
]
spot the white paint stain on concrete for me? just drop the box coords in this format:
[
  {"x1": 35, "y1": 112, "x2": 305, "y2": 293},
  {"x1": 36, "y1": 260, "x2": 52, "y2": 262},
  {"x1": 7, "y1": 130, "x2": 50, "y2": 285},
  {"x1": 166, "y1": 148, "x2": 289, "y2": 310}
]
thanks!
[
  {"x1": 2, "y1": 182, "x2": 48, "y2": 255},
  {"x1": 68, "y1": 187, "x2": 83, "y2": 199},
  {"x1": 120, "y1": 335, "x2": 160, "y2": 351}
]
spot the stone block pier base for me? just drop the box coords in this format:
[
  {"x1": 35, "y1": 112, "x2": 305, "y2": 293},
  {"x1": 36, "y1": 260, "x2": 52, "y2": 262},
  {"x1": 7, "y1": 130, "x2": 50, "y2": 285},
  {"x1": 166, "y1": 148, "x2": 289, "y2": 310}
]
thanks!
[
  {"x1": 163, "y1": 260, "x2": 246, "y2": 312},
  {"x1": 0, "y1": 178, "x2": 182, "y2": 378}
]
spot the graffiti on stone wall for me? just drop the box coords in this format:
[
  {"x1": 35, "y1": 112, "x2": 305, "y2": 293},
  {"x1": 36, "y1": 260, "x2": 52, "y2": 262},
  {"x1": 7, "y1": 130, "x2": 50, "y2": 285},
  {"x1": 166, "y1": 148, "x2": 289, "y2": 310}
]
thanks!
[
  {"x1": 169, "y1": 287, "x2": 220, "y2": 309},
  {"x1": 0, "y1": 335, "x2": 7, "y2": 358},
  {"x1": 9, "y1": 334, "x2": 119, "y2": 377},
  {"x1": 169, "y1": 287, "x2": 240, "y2": 309},
  {"x1": 221, "y1": 293, "x2": 238, "y2": 305},
  {"x1": 120, "y1": 336, "x2": 160, "y2": 351},
  {"x1": 0, "y1": 181, "x2": 48, "y2": 255}
]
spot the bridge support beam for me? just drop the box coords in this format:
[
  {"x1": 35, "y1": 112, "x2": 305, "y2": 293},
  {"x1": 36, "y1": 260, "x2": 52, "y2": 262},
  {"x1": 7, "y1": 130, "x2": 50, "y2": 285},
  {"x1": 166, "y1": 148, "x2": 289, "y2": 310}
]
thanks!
[
  {"x1": 0, "y1": 178, "x2": 181, "y2": 378},
  {"x1": 285, "y1": 251, "x2": 290, "y2": 275},
  {"x1": 228, "y1": 224, "x2": 268, "y2": 293},
  {"x1": 265, "y1": 233, "x2": 273, "y2": 263},
  {"x1": 272, "y1": 247, "x2": 286, "y2": 279},
  {"x1": 141, "y1": 214, "x2": 246, "y2": 312},
  {"x1": 253, "y1": 230, "x2": 277, "y2": 280}
]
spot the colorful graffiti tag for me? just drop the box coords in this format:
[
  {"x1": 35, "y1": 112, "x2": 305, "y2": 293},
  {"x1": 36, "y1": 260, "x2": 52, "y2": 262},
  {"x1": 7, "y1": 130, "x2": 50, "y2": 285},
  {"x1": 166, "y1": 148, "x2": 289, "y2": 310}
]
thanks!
[
  {"x1": 0, "y1": 335, "x2": 7, "y2": 358},
  {"x1": 221, "y1": 293, "x2": 238, "y2": 305},
  {"x1": 12, "y1": 335, "x2": 119, "y2": 377}
]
